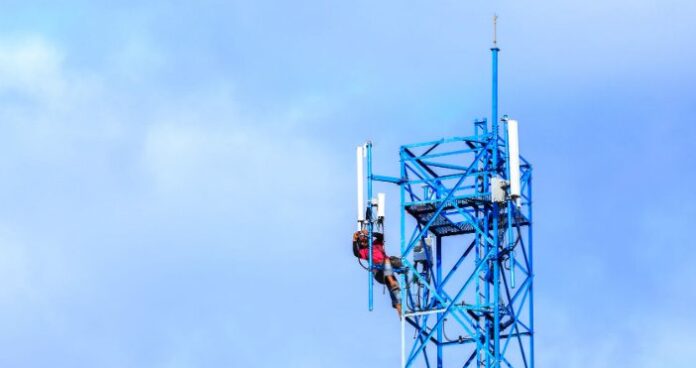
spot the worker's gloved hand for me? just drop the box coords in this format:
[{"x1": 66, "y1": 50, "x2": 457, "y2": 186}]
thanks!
[{"x1": 353, "y1": 229, "x2": 368, "y2": 242}]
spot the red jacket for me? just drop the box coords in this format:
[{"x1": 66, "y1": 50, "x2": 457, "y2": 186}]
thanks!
[{"x1": 353, "y1": 233, "x2": 387, "y2": 264}]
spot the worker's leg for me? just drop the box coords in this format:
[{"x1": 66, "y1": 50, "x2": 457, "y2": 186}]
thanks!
[
  {"x1": 383, "y1": 258, "x2": 402, "y2": 318},
  {"x1": 373, "y1": 270, "x2": 386, "y2": 285}
]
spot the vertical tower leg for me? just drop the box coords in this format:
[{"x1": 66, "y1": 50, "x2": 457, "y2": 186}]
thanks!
[
  {"x1": 493, "y1": 204, "x2": 501, "y2": 368},
  {"x1": 436, "y1": 236, "x2": 443, "y2": 368},
  {"x1": 491, "y1": 43, "x2": 501, "y2": 368},
  {"x1": 400, "y1": 151, "x2": 407, "y2": 368},
  {"x1": 528, "y1": 174, "x2": 535, "y2": 368},
  {"x1": 367, "y1": 142, "x2": 374, "y2": 311}
]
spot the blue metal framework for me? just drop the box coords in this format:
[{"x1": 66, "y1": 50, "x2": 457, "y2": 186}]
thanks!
[{"x1": 360, "y1": 46, "x2": 534, "y2": 367}]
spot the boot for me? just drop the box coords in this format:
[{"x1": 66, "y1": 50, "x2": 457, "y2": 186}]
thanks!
[{"x1": 388, "y1": 285, "x2": 402, "y2": 318}]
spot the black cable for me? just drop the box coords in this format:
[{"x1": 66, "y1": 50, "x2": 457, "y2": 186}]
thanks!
[
  {"x1": 357, "y1": 258, "x2": 369, "y2": 271},
  {"x1": 441, "y1": 318, "x2": 461, "y2": 343}
]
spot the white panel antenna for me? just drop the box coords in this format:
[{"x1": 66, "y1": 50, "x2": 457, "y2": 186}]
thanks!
[
  {"x1": 377, "y1": 193, "x2": 385, "y2": 219},
  {"x1": 507, "y1": 119, "x2": 521, "y2": 206},
  {"x1": 356, "y1": 145, "x2": 365, "y2": 229}
]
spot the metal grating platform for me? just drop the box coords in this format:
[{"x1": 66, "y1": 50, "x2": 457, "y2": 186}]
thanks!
[{"x1": 405, "y1": 200, "x2": 529, "y2": 237}]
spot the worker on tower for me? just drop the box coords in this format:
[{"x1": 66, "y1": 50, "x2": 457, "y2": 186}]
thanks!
[{"x1": 352, "y1": 229, "x2": 402, "y2": 318}]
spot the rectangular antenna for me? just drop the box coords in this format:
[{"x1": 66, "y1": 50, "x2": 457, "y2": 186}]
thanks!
[
  {"x1": 356, "y1": 145, "x2": 365, "y2": 228},
  {"x1": 507, "y1": 119, "x2": 521, "y2": 205},
  {"x1": 377, "y1": 192, "x2": 385, "y2": 218}
]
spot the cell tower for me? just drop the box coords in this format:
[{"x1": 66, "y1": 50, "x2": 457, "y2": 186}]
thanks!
[{"x1": 355, "y1": 23, "x2": 534, "y2": 368}]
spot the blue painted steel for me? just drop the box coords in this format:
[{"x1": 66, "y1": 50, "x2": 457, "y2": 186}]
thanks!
[
  {"x1": 360, "y1": 45, "x2": 534, "y2": 367},
  {"x1": 372, "y1": 174, "x2": 402, "y2": 184},
  {"x1": 491, "y1": 46, "x2": 502, "y2": 363},
  {"x1": 491, "y1": 47, "x2": 499, "y2": 139},
  {"x1": 436, "y1": 236, "x2": 443, "y2": 368},
  {"x1": 528, "y1": 170, "x2": 535, "y2": 368},
  {"x1": 367, "y1": 142, "x2": 374, "y2": 311}
]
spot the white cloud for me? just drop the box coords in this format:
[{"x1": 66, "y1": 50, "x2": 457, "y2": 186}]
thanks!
[
  {"x1": 0, "y1": 32, "x2": 344, "y2": 327},
  {"x1": 0, "y1": 36, "x2": 65, "y2": 101}
]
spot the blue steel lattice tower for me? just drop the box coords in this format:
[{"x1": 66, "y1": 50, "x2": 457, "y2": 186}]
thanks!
[{"x1": 356, "y1": 42, "x2": 534, "y2": 367}]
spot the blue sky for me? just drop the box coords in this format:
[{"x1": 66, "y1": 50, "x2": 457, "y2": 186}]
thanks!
[{"x1": 0, "y1": 1, "x2": 695, "y2": 367}]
